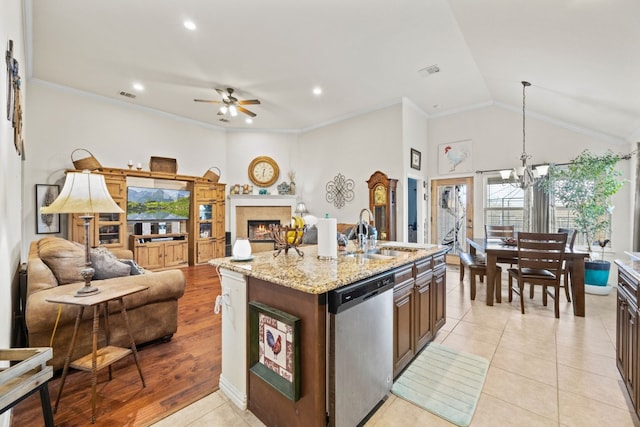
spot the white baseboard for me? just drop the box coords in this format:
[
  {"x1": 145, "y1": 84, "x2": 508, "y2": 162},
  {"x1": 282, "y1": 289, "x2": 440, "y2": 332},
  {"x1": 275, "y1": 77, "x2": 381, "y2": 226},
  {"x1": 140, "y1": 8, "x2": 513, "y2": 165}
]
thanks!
[{"x1": 219, "y1": 374, "x2": 247, "y2": 410}]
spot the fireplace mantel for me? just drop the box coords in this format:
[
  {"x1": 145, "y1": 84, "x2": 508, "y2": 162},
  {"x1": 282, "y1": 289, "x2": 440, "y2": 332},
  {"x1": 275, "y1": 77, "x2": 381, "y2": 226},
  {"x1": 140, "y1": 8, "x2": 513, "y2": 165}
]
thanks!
[{"x1": 228, "y1": 195, "x2": 297, "y2": 247}]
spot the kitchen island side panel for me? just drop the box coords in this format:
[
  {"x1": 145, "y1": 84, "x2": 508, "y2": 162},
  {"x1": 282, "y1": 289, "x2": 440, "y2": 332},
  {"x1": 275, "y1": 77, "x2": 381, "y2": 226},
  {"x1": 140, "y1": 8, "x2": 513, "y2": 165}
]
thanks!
[{"x1": 248, "y1": 276, "x2": 327, "y2": 427}]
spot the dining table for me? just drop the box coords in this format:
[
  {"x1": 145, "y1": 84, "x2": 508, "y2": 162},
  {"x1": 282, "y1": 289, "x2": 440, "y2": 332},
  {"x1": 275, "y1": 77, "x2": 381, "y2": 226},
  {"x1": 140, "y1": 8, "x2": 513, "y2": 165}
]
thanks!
[{"x1": 467, "y1": 237, "x2": 590, "y2": 317}]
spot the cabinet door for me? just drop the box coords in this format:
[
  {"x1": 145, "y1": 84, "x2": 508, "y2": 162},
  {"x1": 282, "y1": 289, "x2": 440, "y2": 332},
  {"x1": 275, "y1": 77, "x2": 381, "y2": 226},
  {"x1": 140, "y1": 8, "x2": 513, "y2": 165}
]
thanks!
[
  {"x1": 626, "y1": 300, "x2": 639, "y2": 408},
  {"x1": 164, "y1": 241, "x2": 189, "y2": 267},
  {"x1": 135, "y1": 243, "x2": 164, "y2": 270},
  {"x1": 618, "y1": 290, "x2": 629, "y2": 378},
  {"x1": 196, "y1": 240, "x2": 215, "y2": 264},
  {"x1": 393, "y1": 280, "x2": 415, "y2": 377},
  {"x1": 415, "y1": 271, "x2": 433, "y2": 351},
  {"x1": 432, "y1": 265, "x2": 447, "y2": 332}
]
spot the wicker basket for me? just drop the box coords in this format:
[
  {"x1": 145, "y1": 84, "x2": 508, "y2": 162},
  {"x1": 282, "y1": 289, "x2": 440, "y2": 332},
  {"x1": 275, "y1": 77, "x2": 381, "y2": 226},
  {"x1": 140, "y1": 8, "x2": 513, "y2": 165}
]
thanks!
[
  {"x1": 203, "y1": 166, "x2": 221, "y2": 183},
  {"x1": 149, "y1": 156, "x2": 177, "y2": 173},
  {"x1": 71, "y1": 148, "x2": 102, "y2": 171}
]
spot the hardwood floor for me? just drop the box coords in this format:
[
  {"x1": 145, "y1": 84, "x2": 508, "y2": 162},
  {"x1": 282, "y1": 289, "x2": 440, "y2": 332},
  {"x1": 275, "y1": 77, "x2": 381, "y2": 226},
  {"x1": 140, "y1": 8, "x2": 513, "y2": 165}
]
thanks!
[{"x1": 12, "y1": 264, "x2": 221, "y2": 427}]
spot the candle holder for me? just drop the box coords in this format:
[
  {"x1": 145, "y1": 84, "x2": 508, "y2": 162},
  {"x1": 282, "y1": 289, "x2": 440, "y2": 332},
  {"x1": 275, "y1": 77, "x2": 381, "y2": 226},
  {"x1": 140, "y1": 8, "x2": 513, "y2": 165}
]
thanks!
[{"x1": 269, "y1": 224, "x2": 304, "y2": 257}]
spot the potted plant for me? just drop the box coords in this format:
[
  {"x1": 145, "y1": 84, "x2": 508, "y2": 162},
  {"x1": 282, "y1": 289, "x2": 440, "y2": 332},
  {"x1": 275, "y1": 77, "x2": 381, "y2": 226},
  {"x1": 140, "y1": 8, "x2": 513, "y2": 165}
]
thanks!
[{"x1": 541, "y1": 150, "x2": 626, "y2": 286}]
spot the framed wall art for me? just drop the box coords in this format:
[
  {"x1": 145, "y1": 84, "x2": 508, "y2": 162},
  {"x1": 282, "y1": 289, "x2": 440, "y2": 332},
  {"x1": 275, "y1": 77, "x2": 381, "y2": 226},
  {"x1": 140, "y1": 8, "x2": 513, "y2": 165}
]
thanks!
[
  {"x1": 36, "y1": 184, "x2": 60, "y2": 234},
  {"x1": 410, "y1": 148, "x2": 421, "y2": 170},
  {"x1": 249, "y1": 301, "x2": 301, "y2": 401},
  {"x1": 438, "y1": 140, "x2": 473, "y2": 174}
]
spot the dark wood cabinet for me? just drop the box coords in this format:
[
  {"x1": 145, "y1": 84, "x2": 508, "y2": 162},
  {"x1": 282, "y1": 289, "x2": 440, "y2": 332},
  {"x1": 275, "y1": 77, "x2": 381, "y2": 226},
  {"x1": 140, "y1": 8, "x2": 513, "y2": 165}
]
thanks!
[
  {"x1": 615, "y1": 261, "x2": 640, "y2": 415},
  {"x1": 367, "y1": 171, "x2": 397, "y2": 241},
  {"x1": 393, "y1": 251, "x2": 447, "y2": 378},
  {"x1": 393, "y1": 266, "x2": 415, "y2": 375}
]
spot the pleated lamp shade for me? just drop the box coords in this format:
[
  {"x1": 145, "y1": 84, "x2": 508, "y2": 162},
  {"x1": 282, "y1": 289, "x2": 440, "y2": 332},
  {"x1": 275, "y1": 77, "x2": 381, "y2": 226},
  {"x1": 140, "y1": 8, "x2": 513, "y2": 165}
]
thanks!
[{"x1": 41, "y1": 170, "x2": 123, "y2": 214}]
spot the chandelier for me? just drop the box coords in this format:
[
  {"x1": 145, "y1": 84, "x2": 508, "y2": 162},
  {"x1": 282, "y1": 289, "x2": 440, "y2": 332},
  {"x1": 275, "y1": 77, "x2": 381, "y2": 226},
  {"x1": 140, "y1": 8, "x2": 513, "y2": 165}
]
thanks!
[{"x1": 500, "y1": 81, "x2": 548, "y2": 188}]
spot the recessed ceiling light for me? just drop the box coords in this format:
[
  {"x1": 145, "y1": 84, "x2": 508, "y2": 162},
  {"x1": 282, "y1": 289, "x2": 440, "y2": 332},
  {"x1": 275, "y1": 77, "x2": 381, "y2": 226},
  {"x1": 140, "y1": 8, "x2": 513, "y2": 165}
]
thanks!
[
  {"x1": 312, "y1": 87, "x2": 322, "y2": 96},
  {"x1": 132, "y1": 82, "x2": 144, "y2": 92},
  {"x1": 184, "y1": 20, "x2": 196, "y2": 31},
  {"x1": 245, "y1": 118, "x2": 253, "y2": 124}
]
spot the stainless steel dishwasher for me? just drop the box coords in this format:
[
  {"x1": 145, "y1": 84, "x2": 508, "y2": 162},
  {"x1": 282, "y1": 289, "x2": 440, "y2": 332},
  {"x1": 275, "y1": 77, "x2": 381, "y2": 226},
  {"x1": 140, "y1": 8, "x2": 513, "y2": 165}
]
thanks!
[{"x1": 328, "y1": 271, "x2": 395, "y2": 427}]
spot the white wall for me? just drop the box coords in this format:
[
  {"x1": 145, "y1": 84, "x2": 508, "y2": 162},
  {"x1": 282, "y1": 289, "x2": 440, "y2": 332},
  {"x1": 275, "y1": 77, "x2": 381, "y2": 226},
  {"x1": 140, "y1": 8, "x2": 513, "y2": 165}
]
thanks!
[
  {"x1": 427, "y1": 105, "x2": 633, "y2": 256},
  {"x1": 2, "y1": 0, "x2": 27, "y2": 424},
  {"x1": 23, "y1": 82, "x2": 227, "y2": 248},
  {"x1": 298, "y1": 104, "x2": 403, "y2": 225},
  {"x1": 402, "y1": 100, "x2": 429, "y2": 242}
]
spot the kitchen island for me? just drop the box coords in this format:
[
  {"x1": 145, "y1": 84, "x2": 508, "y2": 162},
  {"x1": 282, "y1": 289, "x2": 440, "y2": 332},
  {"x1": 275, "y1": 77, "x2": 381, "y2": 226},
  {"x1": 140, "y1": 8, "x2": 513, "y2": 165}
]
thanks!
[{"x1": 210, "y1": 242, "x2": 448, "y2": 427}]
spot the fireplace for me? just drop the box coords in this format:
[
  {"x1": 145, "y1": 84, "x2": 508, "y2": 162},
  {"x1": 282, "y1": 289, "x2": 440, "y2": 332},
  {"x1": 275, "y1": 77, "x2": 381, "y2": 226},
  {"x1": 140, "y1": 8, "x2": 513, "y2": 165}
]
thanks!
[{"x1": 248, "y1": 219, "x2": 280, "y2": 242}]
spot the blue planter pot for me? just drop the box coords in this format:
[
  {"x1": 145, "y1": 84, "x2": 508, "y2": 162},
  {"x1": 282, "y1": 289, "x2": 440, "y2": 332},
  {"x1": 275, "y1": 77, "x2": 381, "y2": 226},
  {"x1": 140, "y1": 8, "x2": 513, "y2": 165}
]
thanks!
[{"x1": 584, "y1": 260, "x2": 610, "y2": 286}]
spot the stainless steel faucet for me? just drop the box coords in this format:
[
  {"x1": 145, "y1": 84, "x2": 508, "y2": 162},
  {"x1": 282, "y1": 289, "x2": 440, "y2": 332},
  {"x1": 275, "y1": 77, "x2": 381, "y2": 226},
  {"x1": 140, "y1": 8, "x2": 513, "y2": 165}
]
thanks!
[{"x1": 355, "y1": 208, "x2": 373, "y2": 253}]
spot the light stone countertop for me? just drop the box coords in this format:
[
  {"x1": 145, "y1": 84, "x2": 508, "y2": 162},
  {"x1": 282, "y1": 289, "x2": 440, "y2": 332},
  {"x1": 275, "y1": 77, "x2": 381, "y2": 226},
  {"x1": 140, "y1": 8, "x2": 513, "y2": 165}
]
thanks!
[{"x1": 209, "y1": 243, "x2": 447, "y2": 294}]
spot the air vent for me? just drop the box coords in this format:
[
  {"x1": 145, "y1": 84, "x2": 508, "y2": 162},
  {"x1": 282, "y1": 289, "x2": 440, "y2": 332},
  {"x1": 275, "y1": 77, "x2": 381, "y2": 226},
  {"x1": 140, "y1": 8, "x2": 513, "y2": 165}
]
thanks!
[
  {"x1": 418, "y1": 64, "x2": 440, "y2": 77},
  {"x1": 119, "y1": 91, "x2": 136, "y2": 99}
]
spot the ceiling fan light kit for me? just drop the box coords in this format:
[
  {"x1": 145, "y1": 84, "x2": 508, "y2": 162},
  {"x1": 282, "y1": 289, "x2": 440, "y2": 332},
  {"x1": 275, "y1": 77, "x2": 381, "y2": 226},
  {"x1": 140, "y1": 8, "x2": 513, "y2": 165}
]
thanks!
[{"x1": 194, "y1": 87, "x2": 260, "y2": 122}]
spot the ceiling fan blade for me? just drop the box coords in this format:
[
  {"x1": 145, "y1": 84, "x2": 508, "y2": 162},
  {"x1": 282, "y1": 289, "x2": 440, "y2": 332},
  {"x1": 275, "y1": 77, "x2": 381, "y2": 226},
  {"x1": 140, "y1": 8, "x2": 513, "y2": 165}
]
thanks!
[
  {"x1": 238, "y1": 99, "x2": 261, "y2": 105},
  {"x1": 194, "y1": 98, "x2": 222, "y2": 104},
  {"x1": 237, "y1": 106, "x2": 257, "y2": 117}
]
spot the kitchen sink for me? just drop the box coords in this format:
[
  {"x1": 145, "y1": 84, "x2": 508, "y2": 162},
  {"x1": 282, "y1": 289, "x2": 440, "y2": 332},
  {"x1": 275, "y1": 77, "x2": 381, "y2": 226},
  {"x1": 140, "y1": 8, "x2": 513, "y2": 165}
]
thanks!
[{"x1": 342, "y1": 247, "x2": 414, "y2": 260}]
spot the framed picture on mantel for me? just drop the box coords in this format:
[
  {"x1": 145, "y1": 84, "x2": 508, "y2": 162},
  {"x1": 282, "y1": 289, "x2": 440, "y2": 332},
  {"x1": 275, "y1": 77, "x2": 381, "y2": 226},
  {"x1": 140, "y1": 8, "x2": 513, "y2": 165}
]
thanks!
[{"x1": 248, "y1": 301, "x2": 301, "y2": 401}]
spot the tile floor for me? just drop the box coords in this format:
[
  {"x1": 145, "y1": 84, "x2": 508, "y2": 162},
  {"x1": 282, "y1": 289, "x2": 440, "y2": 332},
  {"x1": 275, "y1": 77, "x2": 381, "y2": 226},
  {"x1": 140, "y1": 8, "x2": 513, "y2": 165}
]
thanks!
[{"x1": 153, "y1": 265, "x2": 640, "y2": 427}]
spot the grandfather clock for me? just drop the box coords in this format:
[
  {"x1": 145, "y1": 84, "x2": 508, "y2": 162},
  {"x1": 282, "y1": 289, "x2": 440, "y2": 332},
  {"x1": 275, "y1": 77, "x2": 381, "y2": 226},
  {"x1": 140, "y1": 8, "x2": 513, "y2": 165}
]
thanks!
[{"x1": 367, "y1": 171, "x2": 397, "y2": 241}]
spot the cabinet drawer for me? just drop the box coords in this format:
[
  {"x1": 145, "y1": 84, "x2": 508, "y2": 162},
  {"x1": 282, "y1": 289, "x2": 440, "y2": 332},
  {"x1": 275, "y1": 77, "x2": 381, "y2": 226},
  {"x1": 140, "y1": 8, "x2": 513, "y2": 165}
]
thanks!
[
  {"x1": 433, "y1": 254, "x2": 446, "y2": 269},
  {"x1": 395, "y1": 265, "x2": 414, "y2": 285},
  {"x1": 415, "y1": 258, "x2": 432, "y2": 276},
  {"x1": 619, "y1": 269, "x2": 639, "y2": 303},
  {"x1": 393, "y1": 279, "x2": 414, "y2": 299}
]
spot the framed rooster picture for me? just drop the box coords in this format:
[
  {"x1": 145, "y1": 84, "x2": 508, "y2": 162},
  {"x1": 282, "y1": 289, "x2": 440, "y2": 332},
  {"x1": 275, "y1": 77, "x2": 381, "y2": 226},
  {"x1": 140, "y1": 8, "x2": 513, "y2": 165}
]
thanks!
[
  {"x1": 249, "y1": 301, "x2": 301, "y2": 401},
  {"x1": 438, "y1": 140, "x2": 473, "y2": 174}
]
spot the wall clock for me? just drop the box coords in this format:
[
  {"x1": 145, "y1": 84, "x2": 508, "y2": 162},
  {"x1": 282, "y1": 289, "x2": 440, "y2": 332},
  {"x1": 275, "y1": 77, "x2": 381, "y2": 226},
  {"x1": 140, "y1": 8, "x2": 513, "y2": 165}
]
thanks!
[{"x1": 248, "y1": 156, "x2": 280, "y2": 187}]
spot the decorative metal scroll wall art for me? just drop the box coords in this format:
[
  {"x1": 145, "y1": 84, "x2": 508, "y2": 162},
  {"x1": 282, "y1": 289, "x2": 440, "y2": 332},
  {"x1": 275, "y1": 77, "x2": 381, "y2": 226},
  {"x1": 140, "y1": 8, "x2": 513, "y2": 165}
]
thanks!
[{"x1": 325, "y1": 173, "x2": 355, "y2": 208}]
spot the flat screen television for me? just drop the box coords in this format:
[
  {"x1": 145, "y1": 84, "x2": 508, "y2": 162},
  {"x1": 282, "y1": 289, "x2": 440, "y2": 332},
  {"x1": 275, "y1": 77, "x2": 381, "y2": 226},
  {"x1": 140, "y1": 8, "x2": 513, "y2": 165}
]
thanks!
[{"x1": 127, "y1": 186, "x2": 191, "y2": 221}]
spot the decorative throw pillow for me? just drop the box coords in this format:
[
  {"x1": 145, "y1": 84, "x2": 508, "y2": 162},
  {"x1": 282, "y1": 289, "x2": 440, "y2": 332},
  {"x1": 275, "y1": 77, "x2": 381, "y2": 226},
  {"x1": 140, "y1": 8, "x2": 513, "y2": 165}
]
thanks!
[
  {"x1": 119, "y1": 259, "x2": 146, "y2": 275},
  {"x1": 90, "y1": 246, "x2": 132, "y2": 280},
  {"x1": 39, "y1": 237, "x2": 86, "y2": 285},
  {"x1": 302, "y1": 225, "x2": 318, "y2": 244}
]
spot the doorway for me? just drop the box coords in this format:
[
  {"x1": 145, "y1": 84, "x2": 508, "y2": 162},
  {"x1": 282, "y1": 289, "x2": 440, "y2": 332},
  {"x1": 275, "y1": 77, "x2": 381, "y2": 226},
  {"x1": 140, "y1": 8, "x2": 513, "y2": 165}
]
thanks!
[
  {"x1": 430, "y1": 177, "x2": 474, "y2": 263},
  {"x1": 407, "y1": 178, "x2": 418, "y2": 243}
]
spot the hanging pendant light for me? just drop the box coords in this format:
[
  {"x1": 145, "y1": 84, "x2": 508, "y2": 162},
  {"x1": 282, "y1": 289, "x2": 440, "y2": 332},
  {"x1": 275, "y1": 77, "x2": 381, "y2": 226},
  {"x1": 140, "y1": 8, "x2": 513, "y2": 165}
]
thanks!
[{"x1": 500, "y1": 81, "x2": 549, "y2": 188}]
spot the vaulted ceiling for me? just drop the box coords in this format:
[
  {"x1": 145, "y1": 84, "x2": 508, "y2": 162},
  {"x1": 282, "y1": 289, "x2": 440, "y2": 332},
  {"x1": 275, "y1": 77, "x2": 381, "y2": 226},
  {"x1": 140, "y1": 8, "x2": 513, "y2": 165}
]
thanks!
[{"x1": 28, "y1": 0, "x2": 640, "y2": 142}]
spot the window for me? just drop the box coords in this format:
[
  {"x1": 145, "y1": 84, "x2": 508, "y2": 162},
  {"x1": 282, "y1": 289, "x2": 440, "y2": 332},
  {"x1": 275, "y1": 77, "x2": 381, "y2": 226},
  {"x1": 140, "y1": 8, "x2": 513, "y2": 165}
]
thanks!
[
  {"x1": 549, "y1": 178, "x2": 611, "y2": 248},
  {"x1": 484, "y1": 176, "x2": 525, "y2": 232}
]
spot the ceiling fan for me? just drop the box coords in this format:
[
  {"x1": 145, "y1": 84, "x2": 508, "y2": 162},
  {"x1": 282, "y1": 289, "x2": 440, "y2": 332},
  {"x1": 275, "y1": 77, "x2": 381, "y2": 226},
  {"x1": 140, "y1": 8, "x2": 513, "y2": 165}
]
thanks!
[{"x1": 194, "y1": 88, "x2": 261, "y2": 121}]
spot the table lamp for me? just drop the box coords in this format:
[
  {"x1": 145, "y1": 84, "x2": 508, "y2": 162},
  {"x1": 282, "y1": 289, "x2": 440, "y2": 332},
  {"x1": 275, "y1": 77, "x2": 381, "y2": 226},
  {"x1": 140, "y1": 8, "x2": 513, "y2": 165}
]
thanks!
[{"x1": 41, "y1": 170, "x2": 124, "y2": 296}]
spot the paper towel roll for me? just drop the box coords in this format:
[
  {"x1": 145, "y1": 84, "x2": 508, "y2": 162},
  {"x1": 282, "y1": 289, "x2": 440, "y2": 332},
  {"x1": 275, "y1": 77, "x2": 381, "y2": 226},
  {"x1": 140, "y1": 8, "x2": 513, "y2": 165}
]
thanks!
[{"x1": 317, "y1": 218, "x2": 337, "y2": 259}]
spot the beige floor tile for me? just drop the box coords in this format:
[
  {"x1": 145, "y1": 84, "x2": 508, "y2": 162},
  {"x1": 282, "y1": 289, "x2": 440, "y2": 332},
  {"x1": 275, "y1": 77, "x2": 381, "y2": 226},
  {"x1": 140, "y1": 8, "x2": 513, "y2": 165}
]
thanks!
[
  {"x1": 152, "y1": 391, "x2": 227, "y2": 426},
  {"x1": 557, "y1": 364, "x2": 633, "y2": 410},
  {"x1": 498, "y1": 330, "x2": 557, "y2": 362},
  {"x1": 471, "y1": 392, "x2": 558, "y2": 427},
  {"x1": 559, "y1": 389, "x2": 640, "y2": 427},
  {"x1": 365, "y1": 394, "x2": 456, "y2": 427},
  {"x1": 556, "y1": 342, "x2": 619, "y2": 379},
  {"x1": 440, "y1": 330, "x2": 498, "y2": 361},
  {"x1": 189, "y1": 401, "x2": 252, "y2": 427},
  {"x1": 482, "y1": 366, "x2": 558, "y2": 419},
  {"x1": 491, "y1": 345, "x2": 558, "y2": 386},
  {"x1": 449, "y1": 319, "x2": 504, "y2": 346}
]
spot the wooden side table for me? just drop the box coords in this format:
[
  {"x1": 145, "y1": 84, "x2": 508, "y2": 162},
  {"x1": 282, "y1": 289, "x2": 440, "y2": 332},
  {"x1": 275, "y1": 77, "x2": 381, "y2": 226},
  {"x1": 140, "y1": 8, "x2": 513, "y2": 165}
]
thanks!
[
  {"x1": 47, "y1": 283, "x2": 148, "y2": 423},
  {"x1": 0, "y1": 348, "x2": 54, "y2": 427}
]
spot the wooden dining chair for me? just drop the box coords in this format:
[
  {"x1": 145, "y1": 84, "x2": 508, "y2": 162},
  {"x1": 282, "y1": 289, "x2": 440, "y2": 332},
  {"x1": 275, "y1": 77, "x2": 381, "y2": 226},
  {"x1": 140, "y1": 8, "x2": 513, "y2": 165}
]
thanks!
[
  {"x1": 485, "y1": 224, "x2": 518, "y2": 265},
  {"x1": 485, "y1": 225, "x2": 515, "y2": 241},
  {"x1": 508, "y1": 232, "x2": 567, "y2": 318},
  {"x1": 530, "y1": 228, "x2": 577, "y2": 302}
]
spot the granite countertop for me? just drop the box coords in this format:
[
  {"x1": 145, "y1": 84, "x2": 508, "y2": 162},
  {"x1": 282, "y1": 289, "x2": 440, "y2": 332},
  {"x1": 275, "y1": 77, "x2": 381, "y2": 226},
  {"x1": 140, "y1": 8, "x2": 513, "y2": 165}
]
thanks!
[
  {"x1": 616, "y1": 255, "x2": 640, "y2": 282},
  {"x1": 209, "y1": 243, "x2": 447, "y2": 294}
]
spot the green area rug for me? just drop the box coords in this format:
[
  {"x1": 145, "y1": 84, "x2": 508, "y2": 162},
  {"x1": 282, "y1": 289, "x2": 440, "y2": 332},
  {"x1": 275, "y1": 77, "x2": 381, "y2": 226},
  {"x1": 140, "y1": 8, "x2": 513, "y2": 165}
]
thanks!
[{"x1": 391, "y1": 342, "x2": 489, "y2": 427}]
